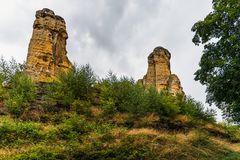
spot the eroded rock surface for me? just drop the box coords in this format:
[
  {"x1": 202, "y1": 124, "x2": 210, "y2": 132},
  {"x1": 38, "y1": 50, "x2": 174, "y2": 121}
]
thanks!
[
  {"x1": 138, "y1": 47, "x2": 184, "y2": 96},
  {"x1": 25, "y1": 8, "x2": 72, "y2": 82}
]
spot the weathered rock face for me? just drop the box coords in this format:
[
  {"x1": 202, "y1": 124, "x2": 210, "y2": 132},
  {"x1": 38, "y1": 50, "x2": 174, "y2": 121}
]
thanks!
[
  {"x1": 25, "y1": 8, "x2": 72, "y2": 82},
  {"x1": 138, "y1": 47, "x2": 184, "y2": 96}
]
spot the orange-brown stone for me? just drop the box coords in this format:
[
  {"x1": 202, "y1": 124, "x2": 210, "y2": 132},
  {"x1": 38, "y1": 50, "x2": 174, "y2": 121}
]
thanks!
[
  {"x1": 25, "y1": 8, "x2": 72, "y2": 82},
  {"x1": 138, "y1": 47, "x2": 184, "y2": 96}
]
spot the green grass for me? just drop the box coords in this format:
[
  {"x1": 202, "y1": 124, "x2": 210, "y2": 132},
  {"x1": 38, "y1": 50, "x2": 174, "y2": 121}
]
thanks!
[{"x1": 0, "y1": 113, "x2": 240, "y2": 160}]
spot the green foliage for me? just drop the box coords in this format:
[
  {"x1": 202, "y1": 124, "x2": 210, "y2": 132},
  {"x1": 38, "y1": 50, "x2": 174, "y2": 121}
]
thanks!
[
  {"x1": 0, "y1": 58, "x2": 215, "y2": 123},
  {"x1": 45, "y1": 64, "x2": 96, "y2": 108},
  {"x1": 70, "y1": 135, "x2": 154, "y2": 160},
  {"x1": 192, "y1": 0, "x2": 240, "y2": 122},
  {"x1": 223, "y1": 125, "x2": 240, "y2": 143},
  {"x1": 0, "y1": 120, "x2": 42, "y2": 147},
  {"x1": 12, "y1": 146, "x2": 66, "y2": 160},
  {"x1": 0, "y1": 57, "x2": 23, "y2": 101},
  {"x1": 178, "y1": 96, "x2": 216, "y2": 122},
  {"x1": 5, "y1": 95, "x2": 25, "y2": 116},
  {"x1": 146, "y1": 88, "x2": 180, "y2": 117},
  {"x1": 98, "y1": 72, "x2": 215, "y2": 120},
  {"x1": 0, "y1": 74, "x2": 8, "y2": 101},
  {"x1": 5, "y1": 73, "x2": 36, "y2": 117},
  {"x1": 71, "y1": 99, "x2": 91, "y2": 115},
  {"x1": 191, "y1": 135, "x2": 212, "y2": 147},
  {"x1": 98, "y1": 72, "x2": 148, "y2": 115},
  {"x1": 56, "y1": 116, "x2": 95, "y2": 140},
  {"x1": 0, "y1": 57, "x2": 23, "y2": 80}
]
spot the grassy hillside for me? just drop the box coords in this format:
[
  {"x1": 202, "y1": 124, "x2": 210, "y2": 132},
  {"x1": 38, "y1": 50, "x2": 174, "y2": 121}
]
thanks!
[
  {"x1": 0, "y1": 112, "x2": 240, "y2": 160},
  {"x1": 0, "y1": 60, "x2": 240, "y2": 159}
]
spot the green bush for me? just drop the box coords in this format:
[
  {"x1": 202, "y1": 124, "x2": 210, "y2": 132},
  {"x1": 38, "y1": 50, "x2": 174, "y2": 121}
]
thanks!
[
  {"x1": 0, "y1": 57, "x2": 23, "y2": 80},
  {"x1": 12, "y1": 146, "x2": 66, "y2": 160},
  {"x1": 72, "y1": 135, "x2": 153, "y2": 160},
  {"x1": 146, "y1": 87, "x2": 180, "y2": 117},
  {"x1": 119, "y1": 83, "x2": 147, "y2": 114},
  {"x1": 56, "y1": 116, "x2": 95, "y2": 140},
  {"x1": 5, "y1": 73, "x2": 36, "y2": 117},
  {"x1": 98, "y1": 72, "x2": 180, "y2": 117},
  {"x1": 71, "y1": 99, "x2": 91, "y2": 115},
  {"x1": 45, "y1": 64, "x2": 96, "y2": 108},
  {"x1": 98, "y1": 73, "x2": 148, "y2": 115},
  {"x1": 0, "y1": 57, "x2": 24, "y2": 102},
  {"x1": 178, "y1": 96, "x2": 216, "y2": 122},
  {"x1": 224, "y1": 125, "x2": 240, "y2": 143},
  {"x1": 101, "y1": 97, "x2": 117, "y2": 114},
  {"x1": 5, "y1": 95, "x2": 25, "y2": 116},
  {"x1": 0, "y1": 121, "x2": 42, "y2": 147},
  {"x1": 0, "y1": 74, "x2": 8, "y2": 101},
  {"x1": 191, "y1": 134, "x2": 212, "y2": 147}
]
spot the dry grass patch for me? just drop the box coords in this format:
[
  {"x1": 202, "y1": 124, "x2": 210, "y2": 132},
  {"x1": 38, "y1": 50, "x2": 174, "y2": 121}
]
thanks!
[
  {"x1": 127, "y1": 128, "x2": 160, "y2": 136},
  {"x1": 210, "y1": 136, "x2": 240, "y2": 152},
  {"x1": 112, "y1": 112, "x2": 130, "y2": 124},
  {"x1": 174, "y1": 115, "x2": 192, "y2": 123},
  {"x1": 141, "y1": 113, "x2": 159, "y2": 123},
  {"x1": 174, "y1": 130, "x2": 197, "y2": 143},
  {"x1": 89, "y1": 106, "x2": 103, "y2": 117}
]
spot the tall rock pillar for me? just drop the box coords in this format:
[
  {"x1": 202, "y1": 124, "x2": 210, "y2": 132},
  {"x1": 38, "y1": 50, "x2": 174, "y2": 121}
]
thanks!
[
  {"x1": 138, "y1": 47, "x2": 184, "y2": 96},
  {"x1": 25, "y1": 8, "x2": 72, "y2": 82}
]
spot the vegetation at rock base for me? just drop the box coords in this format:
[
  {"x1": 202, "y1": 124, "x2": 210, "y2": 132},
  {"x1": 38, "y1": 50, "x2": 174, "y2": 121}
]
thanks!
[
  {"x1": 0, "y1": 59, "x2": 240, "y2": 160},
  {"x1": 192, "y1": 0, "x2": 240, "y2": 123}
]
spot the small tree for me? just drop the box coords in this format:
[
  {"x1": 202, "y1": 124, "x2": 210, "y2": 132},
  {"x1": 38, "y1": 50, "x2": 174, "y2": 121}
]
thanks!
[
  {"x1": 0, "y1": 57, "x2": 23, "y2": 80},
  {"x1": 45, "y1": 64, "x2": 96, "y2": 108},
  {"x1": 97, "y1": 72, "x2": 146, "y2": 114},
  {"x1": 5, "y1": 73, "x2": 36, "y2": 117},
  {"x1": 145, "y1": 87, "x2": 180, "y2": 117}
]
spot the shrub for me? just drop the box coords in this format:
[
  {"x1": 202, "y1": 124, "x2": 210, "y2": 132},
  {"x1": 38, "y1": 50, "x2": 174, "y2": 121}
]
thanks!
[
  {"x1": 191, "y1": 134, "x2": 212, "y2": 147},
  {"x1": 119, "y1": 84, "x2": 147, "y2": 114},
  {"x1": 5, "y1": 73, "x2": 36, "y2": 117},
  {"x1": 101, "y1": 97, "x2": 117, "y2": 114},
  {"x1": 98, "y1": 73, "x2": 148, "y2": 115},
  {"x1": 0, "y1": 57, "x2": 23, "y2": 102},
  {"x1": 71, "y1": 135, "x2": 154, "y2": 160},
  {"x1": 0, "y1": 121, "x2": 42, "y2": 147},
  {"x1": 179, "y1": 96, "x2": 216, "y2": 122},
  {"x1": 98, "y1": 72, "x2": 181, "y2": 117},
  {"x1": 146, "y1": 87, "x2": 180, "y2": 117},
  {"x1": 56, "y1": 116, "x2": 95, "y2": 140},
  {"x1": 12, "y1": 146, "x2": 66, "y2": 160},
  {"x1": 0, "y1": 74, "x2": 8, "y2": 101},
  {"x1": 224, "y1": 125, "x2": 240, "y2": 143},
  {"x1": 45, "y1": 64, "x2": 96, "y2": 108},
  {"x1": 0, "y1": 57, "x2": 23, "y2": 80},
  {"x1": 71, "y1": 99, "x2": 91, "y2": 115},
  {"x1": 5, "y1": 95, "x2": 25, "y2": 116}
]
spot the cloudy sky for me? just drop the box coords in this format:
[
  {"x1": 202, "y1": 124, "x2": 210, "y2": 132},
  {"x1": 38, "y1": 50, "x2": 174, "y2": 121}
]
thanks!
[{"x1": 0, "y1": 0, "x2": 222, "y2": 120}]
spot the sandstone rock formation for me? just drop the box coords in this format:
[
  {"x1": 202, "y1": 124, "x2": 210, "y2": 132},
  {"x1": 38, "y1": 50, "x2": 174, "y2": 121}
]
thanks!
[
  {"x1": 138, "y1": 47, "x2": 184, "y2": 96},
  {"x1": 25, "y1": 8, "x2": 72, "y2": 82}
]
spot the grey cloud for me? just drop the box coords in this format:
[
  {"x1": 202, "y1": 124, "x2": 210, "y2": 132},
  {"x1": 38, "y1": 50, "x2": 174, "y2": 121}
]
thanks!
[
  {"x1": 65, "y1": 0, "x2": 162, "y2": 54},
  {"x1": 0, "y1": 0, "x2": 222, "y2": 120}
]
